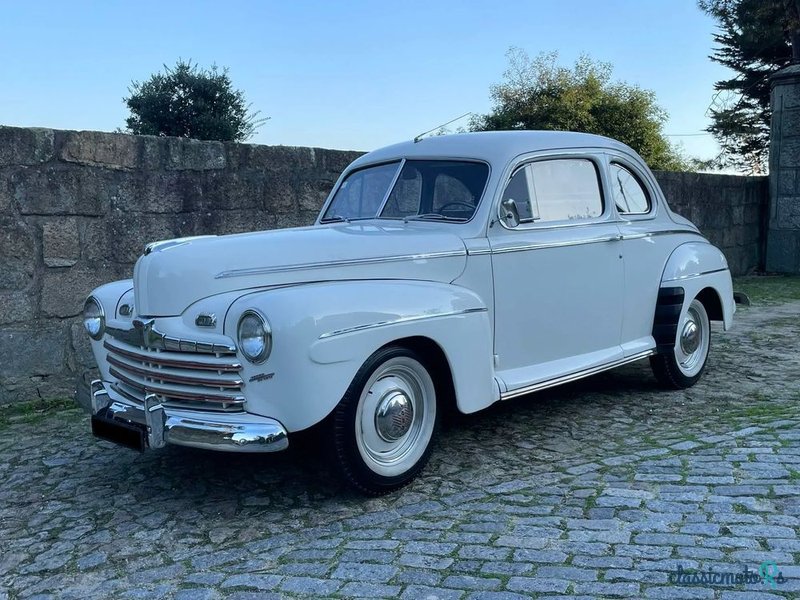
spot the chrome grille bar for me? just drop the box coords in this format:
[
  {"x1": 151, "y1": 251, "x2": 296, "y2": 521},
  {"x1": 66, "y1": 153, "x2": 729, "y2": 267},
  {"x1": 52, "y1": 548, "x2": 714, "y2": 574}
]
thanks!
[
  {"x1": 104, "y1": 341, "x2": 242, "y2": 372},
  {"x1": 103, "y1": 328, "x2": 244, "y2": 411},
  {"x1": 106, "y1": 354, "x2": 244, "y2": 389},
  {"x1": 109, "y1": 367, "x2": 245, "y2": 405}
]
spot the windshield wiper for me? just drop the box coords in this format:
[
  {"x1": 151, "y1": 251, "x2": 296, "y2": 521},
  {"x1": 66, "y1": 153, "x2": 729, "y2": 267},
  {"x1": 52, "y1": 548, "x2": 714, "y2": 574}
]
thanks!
[
  {"x1": 321, "y1": 216, "x2": 380, "y2": 224},
  {"x1": 404, "y1": 213, "x2": 468, "y2": 222}
]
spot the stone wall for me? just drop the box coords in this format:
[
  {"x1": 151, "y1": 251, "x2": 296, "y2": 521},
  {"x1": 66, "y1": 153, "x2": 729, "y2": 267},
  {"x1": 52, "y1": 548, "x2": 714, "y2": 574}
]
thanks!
[
  {"x1": 0, "y1": 126, "x2": 361, "y2": 403},
  {"x1": 767, "y1": 64, "x2": 800, "y2": 273},
  {"x1": 0, "y1": 126, "x2": 769, "y2": 404},
  {"x1": 653, "y1": 171, "x2": 768, "y2": 276}
]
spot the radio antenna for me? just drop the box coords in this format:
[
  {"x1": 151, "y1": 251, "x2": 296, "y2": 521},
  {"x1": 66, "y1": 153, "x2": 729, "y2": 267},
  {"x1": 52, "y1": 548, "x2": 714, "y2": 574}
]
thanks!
[{"x1": 413, "y1": 112, "x2": 473, "y2": 143}]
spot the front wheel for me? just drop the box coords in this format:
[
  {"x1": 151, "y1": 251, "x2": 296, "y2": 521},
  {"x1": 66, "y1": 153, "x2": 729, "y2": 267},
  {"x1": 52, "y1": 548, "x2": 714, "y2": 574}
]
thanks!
[
  {"x1": 328, "y1": 346, "x2": 439, "y2": 495},
  {"x1": 650, "y1": 298, "x2": 711, "y2": 389}
]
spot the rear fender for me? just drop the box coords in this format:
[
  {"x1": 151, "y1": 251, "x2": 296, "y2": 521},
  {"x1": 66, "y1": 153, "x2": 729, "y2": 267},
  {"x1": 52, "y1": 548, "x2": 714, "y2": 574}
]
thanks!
[{"x1": 660, "y1": 242, "x2": 734, "y2": 332}]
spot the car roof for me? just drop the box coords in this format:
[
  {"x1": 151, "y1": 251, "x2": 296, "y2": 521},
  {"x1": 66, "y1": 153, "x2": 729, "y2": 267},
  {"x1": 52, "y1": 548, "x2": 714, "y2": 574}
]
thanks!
[{"x1": 348, "y1": 130, "x2": 638, "y2": 168}]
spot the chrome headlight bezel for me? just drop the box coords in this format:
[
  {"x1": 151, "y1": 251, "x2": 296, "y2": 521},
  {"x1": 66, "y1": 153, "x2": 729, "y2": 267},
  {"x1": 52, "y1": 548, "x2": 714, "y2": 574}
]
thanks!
[
  {"x1": 237, "y1": 310, "x2": 272, "y2": 364},
  {"x1": 83, "y1": 296, "x2": 105, "y2": 340}
]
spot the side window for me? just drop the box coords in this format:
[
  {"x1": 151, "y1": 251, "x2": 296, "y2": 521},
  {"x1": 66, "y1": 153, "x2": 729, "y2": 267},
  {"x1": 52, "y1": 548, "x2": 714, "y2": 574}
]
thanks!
[
  {"x1": 528, "y1": 159, "x2": 603, "y2": 222},
  {"x1": 610, "y1": 163, "x2": 651, "y2": 214},
  {"x1": 500, "y1": 167, "x2": 535, "y2": 222},
  {"x1": 432, "y1": 174, "x2": 474, "y2": 213}
]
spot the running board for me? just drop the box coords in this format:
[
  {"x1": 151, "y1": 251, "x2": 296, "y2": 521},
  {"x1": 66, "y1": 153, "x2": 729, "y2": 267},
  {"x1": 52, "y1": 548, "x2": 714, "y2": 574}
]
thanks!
[{"x1": 500, "y1": 350, "x2": 656, "y2": 400}]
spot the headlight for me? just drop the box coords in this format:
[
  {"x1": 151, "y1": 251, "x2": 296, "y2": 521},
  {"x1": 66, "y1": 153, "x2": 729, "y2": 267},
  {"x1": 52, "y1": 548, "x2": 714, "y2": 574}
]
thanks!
[
  {"x1": 83, "y1": 296, "x2": 105, "y2": 340},
  {"x1": 237, "y1": 310, "x2": 272, "y2": 363}
]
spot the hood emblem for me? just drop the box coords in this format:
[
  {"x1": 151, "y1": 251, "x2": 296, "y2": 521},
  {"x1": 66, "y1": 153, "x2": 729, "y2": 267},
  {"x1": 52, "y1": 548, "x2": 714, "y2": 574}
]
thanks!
[{"x1": 195, "y1": 313, "x2": 217, "y2": 328}]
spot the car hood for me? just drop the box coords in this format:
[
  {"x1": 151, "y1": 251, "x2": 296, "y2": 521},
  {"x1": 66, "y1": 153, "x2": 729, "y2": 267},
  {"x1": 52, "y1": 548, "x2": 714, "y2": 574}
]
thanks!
[{"x1": 133, "y1": 222, "x2": 468, "y2": 316}]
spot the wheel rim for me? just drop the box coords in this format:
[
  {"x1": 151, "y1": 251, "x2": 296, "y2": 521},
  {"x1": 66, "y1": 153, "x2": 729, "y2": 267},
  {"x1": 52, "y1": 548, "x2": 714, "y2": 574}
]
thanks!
[
  {"x1": 674, "y1": 299, "x2": 709, "y2": 377},
  {"x1": 354, "y1": 356, "x2": 436, "y2": 477}
]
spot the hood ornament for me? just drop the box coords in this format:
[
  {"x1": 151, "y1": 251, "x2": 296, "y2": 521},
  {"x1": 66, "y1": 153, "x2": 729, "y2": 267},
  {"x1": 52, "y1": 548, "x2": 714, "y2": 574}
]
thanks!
[{"x1": 133, "y1": 318, "x2": 162, "y2": 349}]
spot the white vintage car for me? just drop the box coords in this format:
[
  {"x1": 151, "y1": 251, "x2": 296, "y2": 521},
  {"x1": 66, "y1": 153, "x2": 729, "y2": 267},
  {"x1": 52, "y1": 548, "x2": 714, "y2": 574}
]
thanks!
[{"x1": 81, "y1": 131, "x2": 734, "y2": 494}]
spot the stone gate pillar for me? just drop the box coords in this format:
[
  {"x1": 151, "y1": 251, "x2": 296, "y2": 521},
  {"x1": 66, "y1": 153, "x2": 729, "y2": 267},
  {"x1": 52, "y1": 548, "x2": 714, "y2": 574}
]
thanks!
[{"x1": 767, "y1": 64, "x2": 800, "y2": 273}]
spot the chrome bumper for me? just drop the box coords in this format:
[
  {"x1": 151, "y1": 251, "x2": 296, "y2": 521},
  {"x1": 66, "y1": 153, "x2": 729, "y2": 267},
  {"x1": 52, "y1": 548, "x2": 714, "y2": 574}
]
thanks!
[{"x1": 85, "y1": 380, "x2": 289, "y2": 453}]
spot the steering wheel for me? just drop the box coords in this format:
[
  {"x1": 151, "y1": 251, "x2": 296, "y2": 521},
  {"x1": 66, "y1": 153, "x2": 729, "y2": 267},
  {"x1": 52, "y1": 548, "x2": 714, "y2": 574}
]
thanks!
[{"x1": 438, "y1": 201, "x2": 474, "y2": 214}]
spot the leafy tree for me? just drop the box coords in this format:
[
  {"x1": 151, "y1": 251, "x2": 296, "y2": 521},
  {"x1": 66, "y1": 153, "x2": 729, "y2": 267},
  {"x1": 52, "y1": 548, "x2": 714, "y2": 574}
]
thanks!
[
  {"x1": 699, "y1": 0, "x2": 800, "y2": 173},
  {"x1": 472, "y1": 49, "x2": 687, "y2": 171},
  {"x1": 124, "y1": 60, "x2": 266, "y2": 142}
]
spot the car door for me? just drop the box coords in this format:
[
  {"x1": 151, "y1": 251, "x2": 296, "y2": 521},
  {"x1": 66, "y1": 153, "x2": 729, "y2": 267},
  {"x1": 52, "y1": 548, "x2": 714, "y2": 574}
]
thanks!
[
  {"x1": 488, "y1": 154, "x2": 626, "y2": 393},
  {"x1": 606, "y1": 155, "x2": 679, "y2": 357}
]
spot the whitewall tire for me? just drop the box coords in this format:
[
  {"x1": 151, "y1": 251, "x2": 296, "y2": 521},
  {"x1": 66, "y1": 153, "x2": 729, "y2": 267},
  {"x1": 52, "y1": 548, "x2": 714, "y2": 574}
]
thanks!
[
  {"x1": 328, "y1": 345, "x2": 439, "y2": 495},
  {"x1": 650, "y1": 298, "x2": 711, "y2": 389}
]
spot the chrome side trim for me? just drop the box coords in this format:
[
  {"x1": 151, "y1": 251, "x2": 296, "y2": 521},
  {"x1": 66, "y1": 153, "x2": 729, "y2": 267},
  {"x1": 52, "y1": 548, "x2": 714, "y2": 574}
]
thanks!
[
  {"x1": 215, "y1": 250, "x2": 467, "y2": 279},
  {"x1": 619, "y1": 229, "x2": 704, "y2": 241},
  {"x1": 318, "y1": 307, "x2": 488, "y2": 340},
  {"x1": 490, "y1": 235, "x2": 622, "y2": 255},
  {"x1": 500, "y1": 350, "x2": 655, "y2": 400},
  {"x1": 662, "y1": 267, "x2": 729, "y2": 282},
  {"x1": 471, "y1": 229, "x2": 703, "y2": 257}
]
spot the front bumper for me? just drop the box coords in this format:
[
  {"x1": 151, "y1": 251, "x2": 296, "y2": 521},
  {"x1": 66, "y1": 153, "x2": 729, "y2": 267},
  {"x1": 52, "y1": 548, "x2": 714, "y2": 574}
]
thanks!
[{"x1": 83, "y1": 380, "x2": 289, "y2": 453}]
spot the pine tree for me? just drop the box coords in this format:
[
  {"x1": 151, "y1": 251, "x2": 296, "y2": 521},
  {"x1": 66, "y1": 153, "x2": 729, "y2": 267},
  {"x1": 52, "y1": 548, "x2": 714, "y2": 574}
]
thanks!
[{"x1": 699, "y1": 0, "x2": 800, "y2": 173}]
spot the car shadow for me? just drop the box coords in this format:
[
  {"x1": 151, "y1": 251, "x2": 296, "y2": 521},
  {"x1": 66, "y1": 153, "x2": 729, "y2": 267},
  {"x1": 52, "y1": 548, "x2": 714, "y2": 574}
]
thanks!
[{"x1": 92, "y1": 360, "x2": 669, "y2": 517}]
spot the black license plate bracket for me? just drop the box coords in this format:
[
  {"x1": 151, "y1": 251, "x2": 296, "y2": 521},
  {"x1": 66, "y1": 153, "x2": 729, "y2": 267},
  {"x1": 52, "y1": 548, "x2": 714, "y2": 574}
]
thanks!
[{"x1": 91, "y1": 414, "x2": 147, "y2": 452}]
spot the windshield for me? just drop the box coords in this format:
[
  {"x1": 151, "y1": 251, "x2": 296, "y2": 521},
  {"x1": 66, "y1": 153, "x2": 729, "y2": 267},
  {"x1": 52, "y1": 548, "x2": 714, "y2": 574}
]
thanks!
[{"x1": 321, "y1": 159, "x2": 489, "y2": 223}]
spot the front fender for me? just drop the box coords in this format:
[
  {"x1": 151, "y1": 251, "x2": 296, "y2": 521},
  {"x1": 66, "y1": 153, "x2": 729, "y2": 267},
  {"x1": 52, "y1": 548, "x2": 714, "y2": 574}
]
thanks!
[{"x1": 225, "y1": 280, "x2": 495, "y2": 432}]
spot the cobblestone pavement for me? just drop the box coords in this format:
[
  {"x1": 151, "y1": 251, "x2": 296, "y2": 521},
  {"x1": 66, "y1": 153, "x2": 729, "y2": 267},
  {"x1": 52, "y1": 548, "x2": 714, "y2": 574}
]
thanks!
[{"x1": 1, "y1": 299, "x2": 800, "y2": 600}]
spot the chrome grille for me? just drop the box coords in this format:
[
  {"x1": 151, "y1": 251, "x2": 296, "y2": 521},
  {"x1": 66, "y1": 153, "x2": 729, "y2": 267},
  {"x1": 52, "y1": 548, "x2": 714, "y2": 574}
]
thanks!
[{"x1": 104, "y1": 339, "x2": 245, "y2": 412}]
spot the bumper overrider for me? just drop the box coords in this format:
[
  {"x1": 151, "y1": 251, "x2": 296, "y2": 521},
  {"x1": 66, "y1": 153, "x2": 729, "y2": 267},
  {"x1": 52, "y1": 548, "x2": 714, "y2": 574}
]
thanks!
[{"x1": 85, "y1": 380, "x2": 289, "y2": 453}]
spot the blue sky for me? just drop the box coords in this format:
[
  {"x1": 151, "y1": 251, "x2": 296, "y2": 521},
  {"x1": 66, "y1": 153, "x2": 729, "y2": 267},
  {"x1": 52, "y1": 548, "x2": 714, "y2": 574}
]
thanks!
[{"x1": 1, "y1": 1, "x2": 728, "y2": 160}]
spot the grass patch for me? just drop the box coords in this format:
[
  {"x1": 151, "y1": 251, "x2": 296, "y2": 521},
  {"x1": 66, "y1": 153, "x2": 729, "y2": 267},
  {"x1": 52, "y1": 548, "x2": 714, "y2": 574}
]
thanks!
[
  {"x1": 736, "y1": 401, "x2": 793, "y2": 421},
  {"x1": 0, "y1": 397, "x2": 77, "y2": 429},
  {"x1": 750, "y1": 390, "x2": 770, "y2": 403},
  {"x1": 733, "y1": 275, "x2": 800, "y2": 306}
]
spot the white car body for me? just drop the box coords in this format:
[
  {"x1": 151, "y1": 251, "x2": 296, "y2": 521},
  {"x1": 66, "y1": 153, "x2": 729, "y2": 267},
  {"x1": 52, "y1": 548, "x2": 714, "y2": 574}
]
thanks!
[{"x1": 82, "y1": 131, "x2": 734, "y2": 484}]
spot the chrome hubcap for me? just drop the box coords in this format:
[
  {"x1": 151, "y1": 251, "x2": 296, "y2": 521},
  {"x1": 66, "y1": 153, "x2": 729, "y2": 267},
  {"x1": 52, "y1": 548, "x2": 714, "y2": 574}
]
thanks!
[
  {"x1": 680, "y1": 320, "x2": 700, "y2": 354},
  {"x1": 354, "y1": 357, "x2": 437, "y2": 477},
  {"x1": 375, "y1": 391, "x2": 414, "y2": 441},
  {"x1": 674, "y1": 300, "x2": 710, "y2": 377}
]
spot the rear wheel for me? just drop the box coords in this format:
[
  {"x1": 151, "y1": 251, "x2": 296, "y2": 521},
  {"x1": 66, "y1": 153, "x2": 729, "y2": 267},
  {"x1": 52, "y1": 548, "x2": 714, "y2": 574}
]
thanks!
[
  {"x1": 328, "y1": 345, "x2": 439, "y2": 495},
  {"x1": 650, "y1": 298, "x2": 710, "y2": 389}
]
